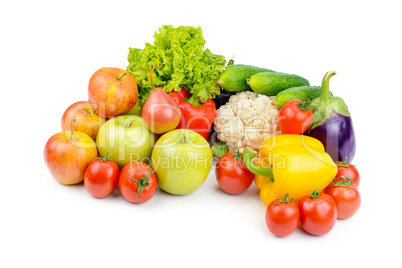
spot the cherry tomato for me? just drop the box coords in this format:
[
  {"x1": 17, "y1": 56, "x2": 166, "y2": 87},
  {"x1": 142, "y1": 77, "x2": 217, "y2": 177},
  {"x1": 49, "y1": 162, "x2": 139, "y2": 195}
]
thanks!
[
  {"x1": 335, "y1": 157, "x2": 360, "y2": 187},
  {"x1": 119, "y1": 162, "x2": 157, "y2": 204},
  {"x1": 266, "y1": 194, "x2": 300, "y2": 237},
  {"x1": 216, "y1": 151, "x2": 255, "y2": 195},
  {"x1": 277, "y1": 99, "x2": 313, "y2": 134},
  {"x1": 84, "y1": 153, "x2": 119, "y2": 198},
  {"x1": 299, "y1": 189, "x2": 337, "y2": 236},
  {"x1": 325, "y1": 177, "x2": 361, "y2": 219}
]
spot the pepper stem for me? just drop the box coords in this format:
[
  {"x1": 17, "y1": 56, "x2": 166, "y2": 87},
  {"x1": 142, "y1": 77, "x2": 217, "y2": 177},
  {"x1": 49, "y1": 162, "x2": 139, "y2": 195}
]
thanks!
[{"x1": 243, "y1": 148, "x2": 274, "y2": 179}]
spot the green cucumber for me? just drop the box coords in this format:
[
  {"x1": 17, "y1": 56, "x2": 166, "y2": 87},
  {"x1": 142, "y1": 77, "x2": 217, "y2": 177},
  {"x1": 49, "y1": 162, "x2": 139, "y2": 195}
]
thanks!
[
  {"x1": 275, "y1": 86, "x2": 322, "y2": 108},
  {"x1": 247, "y1": 72, "x2": 310, "y2": 96},
  {"x1": 217, "y1": 64, "x2": 275, "y2": 92}
]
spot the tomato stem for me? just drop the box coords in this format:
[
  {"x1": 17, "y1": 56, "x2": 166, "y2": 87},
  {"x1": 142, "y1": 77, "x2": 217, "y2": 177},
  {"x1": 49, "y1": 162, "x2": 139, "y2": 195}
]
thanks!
[
  {"x1": 272, "y1": 193, "x2": 294, "y2": 208},
  {"x1": 336, "y1": 156, "x2": 355, "y2": 167},
  {"x1": 297, "y1": 100, "x2": 311, "y2": 111},
  {"x1": 232, "y1": 150, "x2": 243, "y2": 162},
  {"x1": 98, "y1": 152, "x2": 111, "y2": 162},
  {"x1": 328, "y1": 176, "x2": 354, "y2": 187},
  {"x1": 128, "y1": 171, "x2": 151, "y2": 199},
  {"x1": 308, "y1": 189, "x2": 322, "y2": 199}
]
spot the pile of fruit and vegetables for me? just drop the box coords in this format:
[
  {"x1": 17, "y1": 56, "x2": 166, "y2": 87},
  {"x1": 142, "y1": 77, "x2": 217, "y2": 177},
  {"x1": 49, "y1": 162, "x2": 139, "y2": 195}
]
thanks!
[{"x1": 44, "y1": 25, "x2": 360, "y2": 237}]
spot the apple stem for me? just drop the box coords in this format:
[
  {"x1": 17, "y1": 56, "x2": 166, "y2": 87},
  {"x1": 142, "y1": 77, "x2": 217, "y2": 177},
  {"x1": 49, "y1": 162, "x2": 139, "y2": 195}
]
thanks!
[
  {"x1": 117, "y1": 72, "x2": 127, "y2": 81},
  {"x1": 182, "y1": 133, "x2": 187, "y2": 144},
  {"x1": 126, "y1": 121, "x2": 133, "y2": 128},
  {"x1": 149, "y1": 64, "x2": 157, "y2": 90},
  {"x1": 70, "y1": 119, "x2": 76, "y2": 141}
]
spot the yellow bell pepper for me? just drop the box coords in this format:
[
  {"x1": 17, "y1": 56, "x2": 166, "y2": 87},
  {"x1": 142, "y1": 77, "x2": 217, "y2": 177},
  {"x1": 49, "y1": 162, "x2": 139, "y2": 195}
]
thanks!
[{"x1": 244, "y1": 134, "x2": 337, "y2": 206}]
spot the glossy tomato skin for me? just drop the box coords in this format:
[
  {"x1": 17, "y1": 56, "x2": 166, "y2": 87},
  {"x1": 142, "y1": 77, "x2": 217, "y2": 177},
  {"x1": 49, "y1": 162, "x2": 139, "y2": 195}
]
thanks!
[
  {"x1": 324, "y1": 183, "x2": 361, "y2": 219},
  {"x1": 336, "y1": 162, "x2": 360, "y2": 187},
  {"x1": 216, "y1": 152, "x2": 254, "y2": 195},
  {"x1": 277, "y1": 99, "x2": 313, "y2": 134},
  {"x1": 299, "y1": 191, "x2": 337, "y2": 236},
  {"x1": 84, "y1": 158, "x2": 119, "y2": 198},
  {"x1": 266, "y1": 196, "x2": 300, "y2": 237},
  {"x1": 119, "y1": 162, "x2": 157, "y2": 204}
]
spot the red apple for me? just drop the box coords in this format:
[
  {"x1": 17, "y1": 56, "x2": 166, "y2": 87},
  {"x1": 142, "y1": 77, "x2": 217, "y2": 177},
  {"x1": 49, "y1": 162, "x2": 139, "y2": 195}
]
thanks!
[
  {"x1": 61, "y1": 101, "x2": 106, "y2": 141},
  {"x1": 88, "y1": 67, "x2": 138, "y2": 119},
  {"x1": 44, "y1": 129, "x2": 98, "y2": 185}
]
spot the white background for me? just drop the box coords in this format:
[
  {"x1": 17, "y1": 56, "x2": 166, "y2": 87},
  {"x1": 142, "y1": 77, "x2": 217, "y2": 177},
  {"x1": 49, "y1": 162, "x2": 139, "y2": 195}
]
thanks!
[{"x1": 1, "y1": 0, "x2": 401, "y2": 267}]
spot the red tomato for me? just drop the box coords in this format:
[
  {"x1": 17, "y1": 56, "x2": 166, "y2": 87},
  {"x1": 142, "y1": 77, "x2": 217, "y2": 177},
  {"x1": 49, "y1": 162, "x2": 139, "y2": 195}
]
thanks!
[
  {"x1": 335, "y1": 157, "x2": 360, "y2": 187},
  {"x1": 215, "y1": 151, "x2": 254, "y2": 195},
  {"x1": 84, "y1": 153, "x2": 119, "y2": 198},
  {"x1": 277, "y1": 99, "x2": 313, "y2": 134},
  {"x1": 119, "y1": 162, "x2": 157, "y2": 204},
  {"x1": 299, "y1": 190, "x2": 337, "y2": 236},
  {"x1": 325, "y1": 177, "x2": 361, "y2": 219},
  {"x1": 266, "y1": 194, "x2": 300, "y2": 237}
]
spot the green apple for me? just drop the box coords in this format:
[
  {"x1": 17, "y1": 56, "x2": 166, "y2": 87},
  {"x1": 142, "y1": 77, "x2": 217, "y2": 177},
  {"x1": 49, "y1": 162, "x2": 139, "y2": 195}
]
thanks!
[
  {"x1": 125, "y1": 100, "x2": 142, "y2": 116},
  {"x1": 151, "y1": 129, "x2": 212, "y2": 195},
  {"x1": 96, "y1": 115, "x2": 155, "y2": 169}
]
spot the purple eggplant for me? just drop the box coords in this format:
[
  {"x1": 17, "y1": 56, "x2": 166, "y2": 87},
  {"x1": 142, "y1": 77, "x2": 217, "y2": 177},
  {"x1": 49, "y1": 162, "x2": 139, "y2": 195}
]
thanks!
[{"x1": 308, "y1": 71, "x2": 356, "y2": 162}]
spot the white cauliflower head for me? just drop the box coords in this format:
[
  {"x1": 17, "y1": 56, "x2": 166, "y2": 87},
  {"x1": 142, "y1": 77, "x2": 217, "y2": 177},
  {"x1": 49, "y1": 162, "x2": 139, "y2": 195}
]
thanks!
[{"x1": 214, "y1": 91, "x2": 281, "y2": 151}]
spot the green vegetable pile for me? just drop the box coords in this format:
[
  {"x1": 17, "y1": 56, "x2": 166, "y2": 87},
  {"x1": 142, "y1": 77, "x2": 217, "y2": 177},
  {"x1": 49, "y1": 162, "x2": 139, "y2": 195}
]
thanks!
[{"x1": 127, "y1": 25, "x2": 226, "y2": 105}]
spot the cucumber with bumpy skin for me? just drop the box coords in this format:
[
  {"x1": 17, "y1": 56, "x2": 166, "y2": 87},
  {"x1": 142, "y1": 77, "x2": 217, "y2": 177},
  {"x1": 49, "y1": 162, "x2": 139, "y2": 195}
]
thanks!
[
  {"x1": 217, "y1": 64, "x2": 275, "y2": 92},
  {"x1": 247, "y1": 72, "x2": 310, "y2": 96},
  {"x1": 275, "y1": 86, "x2": 322, "y2": 108}
]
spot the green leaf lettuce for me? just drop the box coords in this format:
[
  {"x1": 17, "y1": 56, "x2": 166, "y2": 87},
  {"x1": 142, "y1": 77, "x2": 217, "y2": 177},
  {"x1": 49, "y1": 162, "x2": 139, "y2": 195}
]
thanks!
[{"x1": 127, "y1": 25, "x2": 226, "y2": 104}]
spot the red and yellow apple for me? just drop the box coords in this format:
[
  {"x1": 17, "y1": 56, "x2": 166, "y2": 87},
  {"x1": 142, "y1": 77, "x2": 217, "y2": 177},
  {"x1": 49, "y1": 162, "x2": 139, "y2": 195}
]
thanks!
[
  {"x1": 61, "y1": 101, "x2": 106, "y2": 141},
  {"x1": 88, "y1": 67, "x2": 138, "y2": 119},
  {"x1": 44, "y1": 130, "x2": 98, "y2": 185}
]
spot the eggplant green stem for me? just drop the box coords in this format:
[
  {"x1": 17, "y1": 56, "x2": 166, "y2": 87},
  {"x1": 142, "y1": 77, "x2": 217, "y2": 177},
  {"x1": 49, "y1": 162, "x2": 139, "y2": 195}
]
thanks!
[
  {"x1": 243, "y1": 148, "x2": 274, "y2": 179},
  {"x1": 320, "y1": 70, "x2": 337, "y2": 103}
]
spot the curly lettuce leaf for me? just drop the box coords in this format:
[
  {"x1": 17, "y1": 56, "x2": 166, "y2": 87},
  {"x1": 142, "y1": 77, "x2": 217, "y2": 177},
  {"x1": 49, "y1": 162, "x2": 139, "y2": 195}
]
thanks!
[{"x1": 127, "y1": 25, "x2": 225, "y2": 104}]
